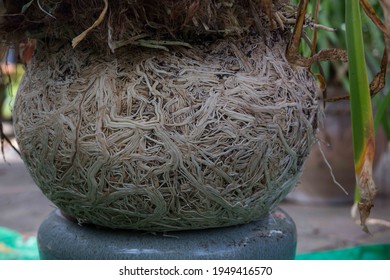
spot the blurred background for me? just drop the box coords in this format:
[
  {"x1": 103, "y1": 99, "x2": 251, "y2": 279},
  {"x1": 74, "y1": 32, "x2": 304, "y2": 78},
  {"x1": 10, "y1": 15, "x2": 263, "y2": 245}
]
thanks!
[{"x1": 1, "y1": 0, "x2": 389, "y2": 259}]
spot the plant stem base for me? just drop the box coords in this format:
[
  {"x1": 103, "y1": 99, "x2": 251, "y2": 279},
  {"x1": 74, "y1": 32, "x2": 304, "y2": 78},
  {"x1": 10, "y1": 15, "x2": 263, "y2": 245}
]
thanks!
[{"x1": 37, "y1": 208, "x2": 297, "y2": 260}]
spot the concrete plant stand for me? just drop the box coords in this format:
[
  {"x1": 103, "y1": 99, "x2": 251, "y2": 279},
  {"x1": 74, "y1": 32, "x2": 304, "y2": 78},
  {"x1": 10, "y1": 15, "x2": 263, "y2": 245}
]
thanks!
[{"x1": 37, "y1": 208, "x2": 297, "y2": 260}]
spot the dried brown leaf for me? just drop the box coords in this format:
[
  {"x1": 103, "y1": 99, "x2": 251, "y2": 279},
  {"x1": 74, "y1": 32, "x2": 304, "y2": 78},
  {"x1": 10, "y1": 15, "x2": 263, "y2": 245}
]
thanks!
[
  {"x1": 357, "y1": 151, "x2": 377, "y2": 234},
  {"x1": 380, "y1": 0, "x2": 390, "y2": 66},
  {"x1": 72, "y1": 0, "x2": 108, "y2": 48},
  {"x1": 361, "y1": 0, "x2": 388, "y2": 37},
  {"x1": 286, "y1": 0, "x2": 308, "y2": 65},
  {"x1": 369, "y1": 48, "x2": 387, "y2": 94}
]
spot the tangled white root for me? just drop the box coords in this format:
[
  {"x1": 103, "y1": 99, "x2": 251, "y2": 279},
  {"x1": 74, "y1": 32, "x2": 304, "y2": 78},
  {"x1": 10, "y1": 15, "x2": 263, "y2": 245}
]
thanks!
[{"x1": 14, "y1": 33, "x2": 321, "y2": 231}]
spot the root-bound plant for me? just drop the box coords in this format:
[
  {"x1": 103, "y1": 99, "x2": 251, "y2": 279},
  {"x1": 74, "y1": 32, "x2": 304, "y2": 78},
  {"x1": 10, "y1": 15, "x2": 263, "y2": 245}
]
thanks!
[{"x1": 0, "y1": 0, "x2": 387, "y2": 232}]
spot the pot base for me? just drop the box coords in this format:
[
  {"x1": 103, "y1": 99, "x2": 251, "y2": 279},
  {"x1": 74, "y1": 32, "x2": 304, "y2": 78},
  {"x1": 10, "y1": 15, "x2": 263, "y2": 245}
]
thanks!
[{"x1": 37, "y1": 208, "x2": 297, "y2": 260}]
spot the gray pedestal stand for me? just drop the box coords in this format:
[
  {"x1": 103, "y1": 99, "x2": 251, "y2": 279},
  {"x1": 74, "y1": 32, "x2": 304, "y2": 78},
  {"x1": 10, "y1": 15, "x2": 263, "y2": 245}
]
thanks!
[{"x1": 37, "y1": 208, "x2": 297, "y2": 260}]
